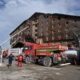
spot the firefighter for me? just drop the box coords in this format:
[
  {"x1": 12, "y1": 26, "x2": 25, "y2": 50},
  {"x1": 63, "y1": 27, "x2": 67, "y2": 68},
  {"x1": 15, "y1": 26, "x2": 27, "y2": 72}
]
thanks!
[
  {"x1": 57, "y1": 54, "x2": 62, "y2": 64},
  {"x1": 17, "y1": 54, "x2": 23, "y2": 67}
]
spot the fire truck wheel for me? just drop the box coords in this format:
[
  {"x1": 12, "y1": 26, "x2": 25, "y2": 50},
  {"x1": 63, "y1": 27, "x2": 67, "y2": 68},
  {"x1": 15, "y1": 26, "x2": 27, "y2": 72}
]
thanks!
[
  {"x1": 42, "y1": 57, "x2": 52, "y2": 67},
  {"x1": 25, "y1": 56, "x2": 31, "y2": 64}
]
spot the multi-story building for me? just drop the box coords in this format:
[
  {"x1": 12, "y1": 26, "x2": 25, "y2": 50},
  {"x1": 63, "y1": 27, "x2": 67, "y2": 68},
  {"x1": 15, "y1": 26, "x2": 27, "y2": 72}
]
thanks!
[{"x1": 10, "y1": 12, "x2": 80, "y2": 48}]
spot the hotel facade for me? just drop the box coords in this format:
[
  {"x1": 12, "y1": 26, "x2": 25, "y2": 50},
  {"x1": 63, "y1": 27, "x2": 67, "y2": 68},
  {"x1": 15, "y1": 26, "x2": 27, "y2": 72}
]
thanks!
[{"x1": 10, "y1": 12, "x2": 80, "y2": 48}]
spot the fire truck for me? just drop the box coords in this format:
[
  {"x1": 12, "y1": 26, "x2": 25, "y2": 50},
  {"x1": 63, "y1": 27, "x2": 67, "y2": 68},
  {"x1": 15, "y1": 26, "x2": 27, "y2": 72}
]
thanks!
[{"x1": 22, "y1": 42, "x2": 68, "y2": 66}]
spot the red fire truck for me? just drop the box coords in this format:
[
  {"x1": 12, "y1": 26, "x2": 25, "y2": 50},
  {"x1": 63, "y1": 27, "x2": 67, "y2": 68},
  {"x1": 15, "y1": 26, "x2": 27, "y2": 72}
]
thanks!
[{"x1": 22, "y1": 42, "x2": 68, "y2": 66}]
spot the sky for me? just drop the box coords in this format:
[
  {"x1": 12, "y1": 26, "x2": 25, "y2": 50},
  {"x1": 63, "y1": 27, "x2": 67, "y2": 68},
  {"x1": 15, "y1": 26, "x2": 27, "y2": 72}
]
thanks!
[{"x1": 0, "y1": 0, "x2": 80, "y2": 48}]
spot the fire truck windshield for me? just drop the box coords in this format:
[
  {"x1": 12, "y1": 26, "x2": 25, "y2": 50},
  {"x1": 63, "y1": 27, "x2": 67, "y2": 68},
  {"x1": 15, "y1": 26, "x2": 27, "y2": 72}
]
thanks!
[
  {"x1": 25, "y1": 47, "x2": 29, "y2": 50},
  {"x1": 23, "y1": 46, "x2": 32, "y2": 52}
]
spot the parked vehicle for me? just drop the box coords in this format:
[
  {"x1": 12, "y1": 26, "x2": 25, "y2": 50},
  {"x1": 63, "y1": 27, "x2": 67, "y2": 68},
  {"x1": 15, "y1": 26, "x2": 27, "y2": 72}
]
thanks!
[
  {"x1": 8, "y1": 48, "x2": 23, "y2": 60},
  {"x1": 64, "y1": 50, "x2": 80, "y2": 65},
  {"x1": 22, "y1": 42, "x2": 68, "y2": 66}
]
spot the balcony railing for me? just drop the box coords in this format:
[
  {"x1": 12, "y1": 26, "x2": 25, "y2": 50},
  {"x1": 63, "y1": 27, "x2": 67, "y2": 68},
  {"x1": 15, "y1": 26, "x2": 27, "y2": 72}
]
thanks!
[{"x1": 10, "y1": 34, "x2": 25, "y2": 45}]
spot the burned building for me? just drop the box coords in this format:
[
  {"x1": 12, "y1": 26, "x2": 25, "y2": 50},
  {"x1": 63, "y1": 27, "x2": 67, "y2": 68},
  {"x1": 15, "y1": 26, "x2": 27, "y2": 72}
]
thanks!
[{"x1": 10, "y1": 12, "x2": 80, "y2": 48}]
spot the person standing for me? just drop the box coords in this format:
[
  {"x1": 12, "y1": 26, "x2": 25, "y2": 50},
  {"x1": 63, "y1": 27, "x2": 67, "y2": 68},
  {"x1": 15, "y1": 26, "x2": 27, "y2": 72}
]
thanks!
[
  {"x1": 2, "y1": 51, "x2": 7, "y2": 63},
  {"x1": 17, "y1": 54, "x2": 23, "y2": 67},
  {"x1": 8, "y1": 53, "x2": 14, "y2": 67}
]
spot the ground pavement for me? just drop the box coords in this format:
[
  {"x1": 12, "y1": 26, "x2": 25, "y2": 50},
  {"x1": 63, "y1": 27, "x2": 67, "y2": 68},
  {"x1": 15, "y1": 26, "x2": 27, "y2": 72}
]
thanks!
[{"x1": 0, "y1": 60, "x2": 80, "y2": 80}]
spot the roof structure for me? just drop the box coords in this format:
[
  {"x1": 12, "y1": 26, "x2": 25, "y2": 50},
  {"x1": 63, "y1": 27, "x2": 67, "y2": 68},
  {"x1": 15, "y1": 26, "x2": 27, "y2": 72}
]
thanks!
[{"x1": 10, "y1": 12, "x2": 80, "y2": 35}]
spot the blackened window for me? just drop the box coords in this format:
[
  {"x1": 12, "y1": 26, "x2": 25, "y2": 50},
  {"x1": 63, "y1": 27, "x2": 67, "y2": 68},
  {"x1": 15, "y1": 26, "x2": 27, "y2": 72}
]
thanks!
[
  {"x1": 35, "y1": 24, "x2": 38, "y2": 27},
  {"x1": 35, "y1": 29, "x2": 38, "y2": 32},
  {"x1": 58, "y1": 17, "x2": 61, "y2": 20},
  {"x1": 66, "y1": 21, "x2": 69, "y2": 24},
  {"x1": 74, "y1": 20, "x2": 77, "y2": 22},
  {"x1": 35, "y1": 34, "x2": 37, "y2": 36}
]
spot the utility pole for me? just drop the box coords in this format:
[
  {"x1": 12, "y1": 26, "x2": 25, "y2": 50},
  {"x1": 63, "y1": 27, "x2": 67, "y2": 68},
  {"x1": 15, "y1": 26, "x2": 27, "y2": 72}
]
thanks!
[{"x1": 0, "y1": 46, "x2": 2, "y2": 66}]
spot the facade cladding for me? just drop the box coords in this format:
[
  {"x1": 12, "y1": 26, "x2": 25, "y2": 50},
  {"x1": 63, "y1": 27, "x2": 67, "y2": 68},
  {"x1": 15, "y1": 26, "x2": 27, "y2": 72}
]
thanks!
[{"x1": 10, "y1": 12, "x2": 80, "y2": 48}]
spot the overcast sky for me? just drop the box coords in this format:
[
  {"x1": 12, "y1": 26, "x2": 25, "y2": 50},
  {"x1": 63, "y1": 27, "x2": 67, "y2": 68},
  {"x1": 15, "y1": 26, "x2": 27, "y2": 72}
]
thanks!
[{"x1": 0, "y1": 0, "x2": 80, "y2": 48}]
